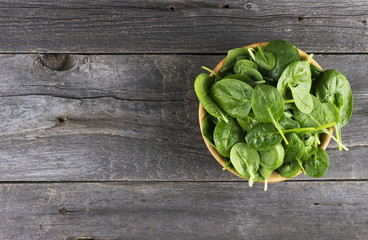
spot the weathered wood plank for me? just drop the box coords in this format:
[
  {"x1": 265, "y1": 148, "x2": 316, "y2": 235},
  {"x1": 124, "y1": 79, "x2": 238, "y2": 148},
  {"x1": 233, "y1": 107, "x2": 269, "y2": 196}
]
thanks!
[
  {"x1": 0, "y1": 96, "x2": 366, "y2": 181},
  {"x1": 0, "y1": 0, "x2": 366, "y2": 53},
  {"x1": 1, "y1": 54, "x2": 367, "y2": 100},
  {"x1": 0, "y1": 54, "x2": 366, "y2": 181},
  {"x1": 1, "y1": 182, "x2": 367, "y2": 240}
]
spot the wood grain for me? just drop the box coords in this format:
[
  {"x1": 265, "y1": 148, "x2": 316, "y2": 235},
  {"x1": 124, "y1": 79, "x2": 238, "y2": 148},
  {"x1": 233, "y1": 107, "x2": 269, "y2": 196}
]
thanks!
[
  {"x1": 0, "y1": 0, "x2": 366, "y2": 53},
  {"x1": 1, "y1": 182, "x2": 367, "y2": 240},
  {"x1": 0, "y1": 54, "x2": 365, "y2": 181}
]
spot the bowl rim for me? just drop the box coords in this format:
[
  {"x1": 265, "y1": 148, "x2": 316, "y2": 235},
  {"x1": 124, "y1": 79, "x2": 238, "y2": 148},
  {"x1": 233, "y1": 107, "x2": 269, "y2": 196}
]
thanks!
[{"x1": 198, "y1": 42, "x2": 333, "y2": 183}]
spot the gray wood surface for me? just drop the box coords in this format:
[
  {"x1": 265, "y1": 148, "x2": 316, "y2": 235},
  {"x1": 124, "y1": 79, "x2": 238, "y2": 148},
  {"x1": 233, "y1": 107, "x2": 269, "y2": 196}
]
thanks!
[
  {"x1": 0, "y1": 0, "x2": 366, "y2": 53},
  {"x1": 0, "y1": 2, "x2": 367, "y2": 238},
  {"x1": 1, "y1": 182, "x2": 367, "y2": 240},
  {"x1": 0, "y1": 54, "x2": 365, "y2": 181}
]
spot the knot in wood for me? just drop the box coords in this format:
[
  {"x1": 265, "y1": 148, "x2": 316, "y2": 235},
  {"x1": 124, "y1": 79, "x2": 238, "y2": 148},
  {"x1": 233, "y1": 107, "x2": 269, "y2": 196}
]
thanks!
[
  {"x1": 40, "y1": 54, "x2": 67, "y2": 71},
  {"x1": 55, "y1": 115, "x2": 69, "y2": 125},
  {"x1": 59, "y1": 208, "x2": 68, "y2": 214}
]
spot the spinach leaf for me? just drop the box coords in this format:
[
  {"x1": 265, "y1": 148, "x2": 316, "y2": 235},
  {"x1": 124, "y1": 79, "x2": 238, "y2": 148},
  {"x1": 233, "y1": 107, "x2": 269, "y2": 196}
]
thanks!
[
  {"x1": 294, "y1": 95, "x2": 326, "y2": 128},
  {"x1": 277, "y1": 60, "x2": 312, "y2": 97},
  {"x1": 202, "y1": 115, "x2": 218, "y2": 148},
  {"x1": 294, "y1": 95, "x2": 348, "y2": 150},
  {"x1": 316, "y1": 70, "x2": 353, "y2": 151},
  {"x1": 283, "y1": 133, "x2": 306, "y2": 174},
  {"x1": 237, "y1": 112, "x2": 259, "y2": 132},
  {"x1": 279, "y1": 112, "x2": 300, "y2": 130},
  {"x1": 224, "y1": 74, "x2": 265, "y2": 87},
  {"x1": 263, "y1": 40, "x2": 300, "y2": 80},
  {"x1": 213, "y1": 119, "x2": 244, "y2": 157},
  {"x1": 210, "y1": 79, "x2": 253, "y2": 119},
  {"x1": 311, "y1": 64, "x2": 323, "y2": 79},
  {"x1": 303, "y1": 134, "x2": 319, "y2": 156},
  {"x1": 259, "y1": 143, "x2": 284, "y2": 170},
  {"x1": 194, "y1": 73, "x2": 229, "y2": 123},
  {"x1": 255, "y1": 46, "x2": 275, "y2": 71},
  {"x1": 245, "y1": 122, "x2": 282, "y2": 151},
  {"x1": 251, "y1": 84, "x2": 288, "y2": 144},
  {"x1": 220, "y1": 48, "x2": 250, "y2": 74},
  {"x1": 201, "y1": 66, "x2": 222, "y2": 82},
  {"x1": 288, "y1": 84, "x2": 314, "y2": 114},
  {"x1": 259, "y1": 166, "x2": 273, "y2": 180},
  {"x1": 242, "y1": 68, "x2": 264, "y2": 83},
  {"x1": 322, "y1": 102, "x2": 340, "y2": 124},
  {"x1": 230, "y1": 142, "x2": 260, "y2": 185},
  {"x1": 277, "y1": 160, "x2": 301, "y2": 178},
  {"x1": 304, "y1": 148, "x2": 329, "y2": 178},
  {"x1": 234, "y1": 59, "x2": 258, "y2": 74},
  {"x1": 236, "y1": 55, "x2": 249, "y2": 61}
]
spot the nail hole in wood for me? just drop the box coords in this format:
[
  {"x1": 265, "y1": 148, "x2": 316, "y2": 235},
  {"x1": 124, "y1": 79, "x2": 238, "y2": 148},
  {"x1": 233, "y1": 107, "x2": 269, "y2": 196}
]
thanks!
[
  {"x1": 55, "y1": 115, "x2": 68, "y2": 125},
  {"x1": 362, "y1": 19, "x2": 367, "y2": 24},
  {"x1": 219, "y1": 4, "x2": 230, "y2": 8},
  {"x1": 245, "y1": 3, "x2": 252, "y2": 9},
  {"x1": 59, "y1": 208, "x2": 68, "y2": 214},
  {"x1": 314, "y1": 202, "x2": 321, "y2": 206},
  {"x1": 40, "y1": 54, "x2": 68, "y2": 71},
  {"x1": 298, "y1": 17, "x2": 304, "y2": 21},
  {"x1": 169, "y1": 5, "x2": 175, "y2": 11}
]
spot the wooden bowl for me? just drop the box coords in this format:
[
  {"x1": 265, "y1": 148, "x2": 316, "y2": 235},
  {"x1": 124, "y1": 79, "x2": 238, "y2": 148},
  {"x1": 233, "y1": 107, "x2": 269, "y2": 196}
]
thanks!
[{"x1": 198, "y1": 42, "x2": 333, "y2": 183}]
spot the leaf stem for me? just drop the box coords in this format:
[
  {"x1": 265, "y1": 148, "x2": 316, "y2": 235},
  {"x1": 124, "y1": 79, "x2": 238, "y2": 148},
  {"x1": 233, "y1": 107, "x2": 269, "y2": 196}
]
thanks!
[
  {"x1": 201, "y1": 66, "x2": 221, "y2": 79},
  {"x1": 284, "y1": 99, "x2": 295, "y2": 104},
  {"x1": 307, "y1": 54, "x2": 314, "y2": 65},
  {"x1": 283, "y1": 122, "x2": 336, "y2": 134},
  {"x1": 222, "y1": 160, "x2": 232, "y2": 170},
  {"x1": 296, "y1": 158, "x2": 306, "y2": 175},
  {"x1": 264, "y1": 179, "x2": 268, "y2": 192},
  {"x1": 314, "y1": 133, "x2": 321, "y2": 145},
  {"x1": 248, "y1": 48, "x2": 256, "y2": 62},
  {"x1": 255, "y1": 80, "x2": 266, "y2": 85},
  {"x1": 274, "y1": 120, "x2": 289, "y2": 144},
  {"x1": 248, "y1": 176, "x2": 255, "y2": 187},
  {"x1": 336, "y1": 127, "x2": 343, "y2": 151},
  {"x1": 323, "y1": 129, "x2": 349, "y2": 151}
]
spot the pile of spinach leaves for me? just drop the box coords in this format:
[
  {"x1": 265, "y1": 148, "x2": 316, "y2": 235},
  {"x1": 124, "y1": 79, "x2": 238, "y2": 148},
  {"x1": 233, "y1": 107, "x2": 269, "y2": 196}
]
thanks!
[{"x1": 195, "y1": 40, "x2": 353, "y2": 190}]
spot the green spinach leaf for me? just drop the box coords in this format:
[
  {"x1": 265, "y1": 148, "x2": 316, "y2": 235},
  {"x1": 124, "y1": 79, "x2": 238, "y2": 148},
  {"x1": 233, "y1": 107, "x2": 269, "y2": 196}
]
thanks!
[
  {"x1": 288, "y1": 84, "x2": 313, "y2": 114},
  {"x1": 194, "y1": 73, "x2": 229, "y2": 123},
  {"x1": 214, "y1": 119, "x2": 244, "y2": 157},
  {"x1": 251, "y1": 84, "x2": 288, "y2": 144},
  {"x1": 255, "y1": 46, "x2": 275, "y2": 71},
  {"x1": 224, "y1": 74, "x2": 265, "y2": 87},
  {"x1": 304, "y1": 148, "x2": 329, "y2": 178},
  {"x1": 245, "y1": 122, "x2": 282, "y2": 151},
  {"x1": 316, "y1": 70, "x2": 353, "y2": 151},
  {"x1": 220, "y1": 48, "x2": 250, "y2": 74},
  {"x1": 283, "y1": 133, "x2": 306, "y2": 174},
  {"x1": 322, "y1": 102, "x2": 340, "y2": 124},
  {"x1": 237, "y1": 112, "x2": 259, "y2": 132},
  {"x1": 230, "y1": 142, "x2": 260, "y2": 185},
  {"x1": 311, "y1": 64, "x2": 323, "y2": 79},
  {"x1": 210, "y1": 79, "x2": 253, "y2": 119},
  {"x1": 259, "y1": 143, "x2": 284, "y2": 170},
  {"x1": 234, "y1": 59, "x2": 258, "y2": 74},
  {"x1": 202, "y1": 115, "x2": 218, "y2": 148},
  {"x1": 277, "y1": 160, "x2": 301, "y2": 178},
  {"x1": 263, "y1": 40, "x2": 300, "y2": 80},
  {"x1": 279, "y1": 112, "x2": 300, "y2": 130},
  {"x1": 242, "y1": 68, "x2": 264, "y2": 83}
]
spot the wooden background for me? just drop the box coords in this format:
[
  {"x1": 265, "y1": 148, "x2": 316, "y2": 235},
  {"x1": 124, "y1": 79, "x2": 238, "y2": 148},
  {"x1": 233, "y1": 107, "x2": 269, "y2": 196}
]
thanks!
[{"x1": 0, "y1": 1, "x2": 367, "y2": 239}]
